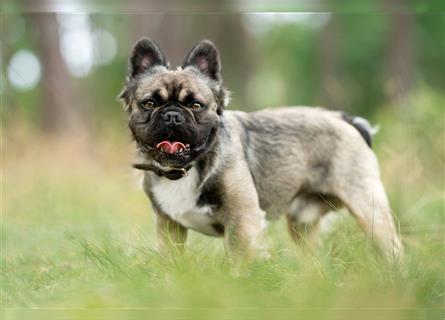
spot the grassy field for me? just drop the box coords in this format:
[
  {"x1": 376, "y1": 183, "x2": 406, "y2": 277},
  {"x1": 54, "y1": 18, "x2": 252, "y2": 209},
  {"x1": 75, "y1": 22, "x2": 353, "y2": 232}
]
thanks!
[{"x1": 2, "y1": 95, "x2": 444, "y2": 319}]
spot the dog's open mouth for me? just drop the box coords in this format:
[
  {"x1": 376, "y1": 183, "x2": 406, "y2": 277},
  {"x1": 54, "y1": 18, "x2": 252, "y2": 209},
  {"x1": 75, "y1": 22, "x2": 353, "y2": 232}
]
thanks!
[{"x1": 156, "y1": 140, "x2": 191, "y2": 155}]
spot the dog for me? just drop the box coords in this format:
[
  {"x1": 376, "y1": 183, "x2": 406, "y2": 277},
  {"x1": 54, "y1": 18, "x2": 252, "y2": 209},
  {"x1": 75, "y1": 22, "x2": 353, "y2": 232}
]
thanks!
[{"x1": 119, "y1": 38, "x2": 403, "y2": 262}]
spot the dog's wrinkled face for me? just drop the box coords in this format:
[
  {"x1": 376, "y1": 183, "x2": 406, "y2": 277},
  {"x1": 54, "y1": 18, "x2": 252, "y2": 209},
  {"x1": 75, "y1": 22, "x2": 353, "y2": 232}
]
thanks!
[{"x1": 120, "y1": 39, "x2": 228, "y2": 167}]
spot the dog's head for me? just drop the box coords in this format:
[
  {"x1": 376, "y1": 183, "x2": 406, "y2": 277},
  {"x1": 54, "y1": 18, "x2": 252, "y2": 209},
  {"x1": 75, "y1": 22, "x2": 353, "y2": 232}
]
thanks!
[{"x1": 120, "y1": 39, "x2": 228, "y2": 168}]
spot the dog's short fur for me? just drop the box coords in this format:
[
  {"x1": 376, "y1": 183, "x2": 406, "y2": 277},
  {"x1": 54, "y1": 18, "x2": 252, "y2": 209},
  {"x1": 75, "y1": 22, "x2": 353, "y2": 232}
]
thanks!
[{"x1": 120, "y1": 39, "x2": 403, "y2": 262}]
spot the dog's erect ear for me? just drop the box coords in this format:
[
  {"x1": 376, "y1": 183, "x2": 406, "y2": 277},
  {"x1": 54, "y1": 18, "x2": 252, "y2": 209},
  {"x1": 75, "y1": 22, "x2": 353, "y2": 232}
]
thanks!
[
  {"x1": 182, "y1": 40, "x2": 221, "y2": 82},
  {"x1": 129, "y1": 38, "x2": 166, "y2": 77}
]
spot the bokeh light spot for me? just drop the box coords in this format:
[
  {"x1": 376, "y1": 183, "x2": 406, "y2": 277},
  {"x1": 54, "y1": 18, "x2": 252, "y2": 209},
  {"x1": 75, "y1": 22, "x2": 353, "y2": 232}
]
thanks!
[
  {"x1": 7, "y1": 50, "x2": 41, "y2": 90},
  {"x1": 93, "y1": 29, "x2": 118, "y2": 66}
]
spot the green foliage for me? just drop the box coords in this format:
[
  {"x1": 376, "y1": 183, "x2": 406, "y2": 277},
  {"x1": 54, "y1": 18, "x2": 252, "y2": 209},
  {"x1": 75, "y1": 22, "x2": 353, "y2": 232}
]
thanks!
[{"x1": 250, "y1": 13, "x2": 444, "y2": 116}]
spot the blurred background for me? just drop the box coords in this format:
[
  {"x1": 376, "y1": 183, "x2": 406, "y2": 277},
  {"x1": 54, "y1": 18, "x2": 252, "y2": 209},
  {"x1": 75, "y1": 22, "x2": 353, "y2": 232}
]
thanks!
[
  {"x1": 2, "y1": 0, "x2": 444, "y2": 314},
  {"x1": 3, "y1": 6, "x2": 444, "y2": 135}
]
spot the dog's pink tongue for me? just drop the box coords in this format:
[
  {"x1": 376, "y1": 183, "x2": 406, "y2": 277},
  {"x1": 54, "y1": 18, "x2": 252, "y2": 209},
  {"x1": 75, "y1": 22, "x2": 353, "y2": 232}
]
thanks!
[{"x1": 156, "y1": 141, "x2": 186, "y2": 154}]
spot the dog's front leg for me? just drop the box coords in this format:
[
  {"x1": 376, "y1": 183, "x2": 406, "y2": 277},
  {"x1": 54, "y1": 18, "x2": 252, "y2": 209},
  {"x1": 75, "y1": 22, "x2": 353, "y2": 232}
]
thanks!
[
  {"x1": 221, "y1": 162, "x2": 268, "y2": 267},
  {"x1": 154, "y1": 209, "x2": 187, "y2": 255},
  {"x1": 224, "y1": 208, "x2": 267, "y2": 262}
]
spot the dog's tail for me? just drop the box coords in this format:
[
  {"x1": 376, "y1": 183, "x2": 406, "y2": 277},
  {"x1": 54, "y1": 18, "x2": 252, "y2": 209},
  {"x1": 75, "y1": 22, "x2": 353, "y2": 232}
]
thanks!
[{"x1": 341, "y1": 113, "x2": 379, "y2": 148}]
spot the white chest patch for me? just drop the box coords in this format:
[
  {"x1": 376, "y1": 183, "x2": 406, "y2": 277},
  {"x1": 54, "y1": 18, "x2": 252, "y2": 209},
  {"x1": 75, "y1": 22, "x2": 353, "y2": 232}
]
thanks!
[{"x1": 151, "y1": 167, "x2": 219, "y2": 236}]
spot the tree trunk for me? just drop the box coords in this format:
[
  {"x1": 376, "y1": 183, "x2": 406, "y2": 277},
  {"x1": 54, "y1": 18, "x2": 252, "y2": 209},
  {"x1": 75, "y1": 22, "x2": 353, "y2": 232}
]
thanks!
[
  {"x1": 29, "y1": 13, "x2": 88, "y2": 135},
  {"x1": 318, "y1": 15, "x2": 344, "y2": 110},
  {"x1": 384, "y1": 1, "x2": 414, "y2": 108}
]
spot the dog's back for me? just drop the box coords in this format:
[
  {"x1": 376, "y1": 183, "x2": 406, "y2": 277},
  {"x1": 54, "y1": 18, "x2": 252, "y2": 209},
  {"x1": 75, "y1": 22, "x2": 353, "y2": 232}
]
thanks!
[{"x1": 226, "y1": 107, "x2": 376, "y2": 218}]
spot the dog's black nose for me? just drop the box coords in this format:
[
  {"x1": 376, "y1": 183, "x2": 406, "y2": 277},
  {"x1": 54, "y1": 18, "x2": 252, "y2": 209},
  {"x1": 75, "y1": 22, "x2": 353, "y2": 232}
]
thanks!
[{"x1": 163, "y1": 111, "x2": 184, "y2": 125}]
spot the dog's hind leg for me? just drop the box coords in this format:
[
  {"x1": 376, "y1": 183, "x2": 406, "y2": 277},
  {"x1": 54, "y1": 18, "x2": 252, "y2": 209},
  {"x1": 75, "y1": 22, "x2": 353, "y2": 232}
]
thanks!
[
  {"x1": 286, "y1": 195, "x2": 331, "y2": 249},
  {"x1": 337, "y1": 177, "x2": 403, "y2": 262}
]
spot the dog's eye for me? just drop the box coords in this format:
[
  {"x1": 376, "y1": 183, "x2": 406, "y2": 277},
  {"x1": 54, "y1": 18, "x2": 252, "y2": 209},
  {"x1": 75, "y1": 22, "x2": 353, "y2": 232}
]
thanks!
[
  {"x1": 140, "y1": 99, "x2": 156, "y2": 110},
  {"x1": 190, "y1": 102, "x2": 203, "y2": 111}
]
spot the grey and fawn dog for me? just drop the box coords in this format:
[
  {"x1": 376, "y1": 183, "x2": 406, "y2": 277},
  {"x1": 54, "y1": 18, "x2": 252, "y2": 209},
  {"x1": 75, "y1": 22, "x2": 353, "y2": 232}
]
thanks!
[{"x1": 120, "y1": 38, "x2": 403, "y2": 263}]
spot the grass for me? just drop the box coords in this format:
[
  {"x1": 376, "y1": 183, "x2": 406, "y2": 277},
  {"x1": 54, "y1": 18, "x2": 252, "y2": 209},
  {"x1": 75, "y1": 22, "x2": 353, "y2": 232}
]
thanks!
[{"x1": 2, "y1": 95, "x2": 444, "y2": 319}]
